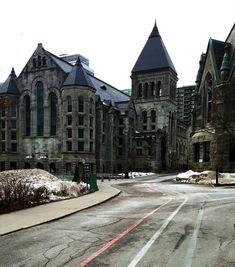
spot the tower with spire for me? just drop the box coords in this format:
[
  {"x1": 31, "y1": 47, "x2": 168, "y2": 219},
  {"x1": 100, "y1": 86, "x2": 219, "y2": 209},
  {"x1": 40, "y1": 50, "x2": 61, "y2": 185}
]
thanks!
[{"x1": 130, "y1": 21, "x2": 178, "y2": 172}]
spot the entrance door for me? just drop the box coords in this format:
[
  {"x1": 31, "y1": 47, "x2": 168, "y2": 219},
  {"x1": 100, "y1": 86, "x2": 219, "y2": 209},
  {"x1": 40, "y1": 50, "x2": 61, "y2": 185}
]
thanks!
[{"x1": 36, "y1": 162, "x2": 44, "y2": 170}]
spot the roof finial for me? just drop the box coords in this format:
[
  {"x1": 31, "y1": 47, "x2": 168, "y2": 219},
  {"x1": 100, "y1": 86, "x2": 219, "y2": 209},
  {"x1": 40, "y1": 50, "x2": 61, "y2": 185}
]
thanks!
[
  {"x1": 149, "y1": 20, "x2": 160, "y2": 38},
  {"x1": 10, "y1": 68, "x2": 15, "y2": 75},
  {"x1": 75, "y1": 56, "x2": 82, "y2": 66}
]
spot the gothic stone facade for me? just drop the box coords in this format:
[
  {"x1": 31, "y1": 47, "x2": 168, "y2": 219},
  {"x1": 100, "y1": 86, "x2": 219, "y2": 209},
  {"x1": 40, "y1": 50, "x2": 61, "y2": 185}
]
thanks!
[
  {"x1": 0, "y1": 23, "x2": 179, "y2": 175},
  {"x1": 190, "y1": 23, "x2": 235, "y2": 172}
]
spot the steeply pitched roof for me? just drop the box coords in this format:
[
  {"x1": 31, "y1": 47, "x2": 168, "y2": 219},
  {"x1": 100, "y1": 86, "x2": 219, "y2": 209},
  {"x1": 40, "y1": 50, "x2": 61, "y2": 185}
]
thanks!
[
  {"x1": 63, "y1": 57, "x2": 94, "y2": 88},
  {"x1": 89, "y1": 74, "x2": 130, "y2": 105},
  {"x1": 47, "y1": 51, "x2": 73, "y2": 73},
  {"x1": 210, "y1": 39, "x2": 225, "y2": 71},
  {"x1": 132, "y1": 22, "x2": 177, "y2": 74},
  {"x1": 0, "y1": 68, "x2": 19, "y2": 95}
]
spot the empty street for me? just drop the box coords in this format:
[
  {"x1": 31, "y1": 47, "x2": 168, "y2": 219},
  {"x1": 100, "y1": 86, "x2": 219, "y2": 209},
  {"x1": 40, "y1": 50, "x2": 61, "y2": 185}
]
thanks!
[{"x1": 1, "y1": 174, "x2": 235, "y2": 267}]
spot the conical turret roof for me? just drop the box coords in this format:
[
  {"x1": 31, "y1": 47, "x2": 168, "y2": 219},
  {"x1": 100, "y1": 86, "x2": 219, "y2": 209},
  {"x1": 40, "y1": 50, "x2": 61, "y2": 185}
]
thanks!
[
  {"x1": 132, "y1": 22, "x2": 177, "y2": 74},
  {"x1": 63, "y1": 56, "x2": 94, "y2": 88},
  {"x1": 0, "y1": 68, "x2": 19, "y2": 95}
]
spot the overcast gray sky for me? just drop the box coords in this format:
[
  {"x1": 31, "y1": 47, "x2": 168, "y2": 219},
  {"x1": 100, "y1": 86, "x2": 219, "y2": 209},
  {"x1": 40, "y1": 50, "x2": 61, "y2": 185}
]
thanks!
[{"x1": 0, "y1": 0, "x2": 234, "y2": 89}]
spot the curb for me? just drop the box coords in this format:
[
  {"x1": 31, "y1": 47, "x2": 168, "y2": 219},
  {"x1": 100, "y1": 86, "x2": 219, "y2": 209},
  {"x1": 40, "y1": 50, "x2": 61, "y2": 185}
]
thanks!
[{"x1": 0, "y1": 189, "x2": 121, "y2": 237}]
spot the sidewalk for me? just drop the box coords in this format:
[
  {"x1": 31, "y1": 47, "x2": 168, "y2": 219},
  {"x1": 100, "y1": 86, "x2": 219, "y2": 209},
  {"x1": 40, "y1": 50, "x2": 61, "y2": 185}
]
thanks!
[{"x1": 0, "y1": 180, "x2": 123, "y2": 236}]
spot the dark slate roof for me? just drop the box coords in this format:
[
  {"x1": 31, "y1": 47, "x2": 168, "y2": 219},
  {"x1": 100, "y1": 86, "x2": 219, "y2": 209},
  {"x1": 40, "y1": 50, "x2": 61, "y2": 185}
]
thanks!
[
  {"x1": 63, "y1": 57, "x2": 95, "y2": 88},
  {"x1": 132, "y1": 22, "x2": 177, "y2": 74},
  {"x1": 0, "y1": 68, "x2": 19, "y2": 95},
  {"x1": 115, "y1": 101, "x2": 129, "y2": 114},
  {"x1": 88, "y1": 75, "x2": 130, "y2": 105},
  {"x1": 210, "y1": 39, "x2": 225, "y2": 71},
  {"x1": 47, "y1": 51, "x2": 73, "y2": 73}
]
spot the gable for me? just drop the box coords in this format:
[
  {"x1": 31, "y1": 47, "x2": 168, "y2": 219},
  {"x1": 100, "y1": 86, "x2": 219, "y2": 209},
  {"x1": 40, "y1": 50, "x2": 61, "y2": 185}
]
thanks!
[{"x1": 18, "y1": 43, "x2": 72, "y2": 80}]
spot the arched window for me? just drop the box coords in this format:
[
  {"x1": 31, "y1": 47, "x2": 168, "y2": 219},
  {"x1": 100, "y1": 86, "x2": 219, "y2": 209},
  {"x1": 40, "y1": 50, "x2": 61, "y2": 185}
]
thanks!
[
  {"x1": 205, "y1": 74, "x2": 213, "y2": 123},
  {"x1": 144, "y1": 83, "x2": 148, "y2": 98},
  {"x1": 157, "y1": 81, "x2": 162, "y2": 96},
  {"x1": 137, "y1": 83, "x2": 142, "y2": 98},
  {"x1": 24, "y1": 95, "x2": 31, "y2": 136},
  {"x1": 33, "y1": 58, "x2": 36, "y2": 68},
  {"x1": 42, "y1": 56, "x2": 46, "y2": 66},
  {"x1": 38, "y1": 56, "x2": 41, "y2": 67},
  {"x1": 78, "y1": 96, "x2": 84, "y2": 112},
  {"x1": 36, "y1": 81, "x2": 44, "y2": 136},
  {"x1": 142, "y1": 111, "x2": 147, "y2": 123},
  {"x1": 89, "y1": 97, "x2": 93, "y2": 114},
  {"x1": 67, "y1": 96, "x2": 72, "y2": 112},
  {"x1": 151, "y1": 82, "x2": 155, "y2": 96},
  {"x1": 151, "y1": 110, "x2": 156, "y2": 123},
  {"x1": 49, "y1": 92, "x2": 57, "y2": 135}
]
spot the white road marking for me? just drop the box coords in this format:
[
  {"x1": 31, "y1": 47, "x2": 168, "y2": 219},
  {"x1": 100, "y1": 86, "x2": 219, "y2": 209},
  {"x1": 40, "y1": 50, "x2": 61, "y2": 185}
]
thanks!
[
  {"x1": 184, "y1": 205, "x2": 205, "y2": 267},
  {"x1": 128, "y1": 196, "x2": 188, "y2": 267}
]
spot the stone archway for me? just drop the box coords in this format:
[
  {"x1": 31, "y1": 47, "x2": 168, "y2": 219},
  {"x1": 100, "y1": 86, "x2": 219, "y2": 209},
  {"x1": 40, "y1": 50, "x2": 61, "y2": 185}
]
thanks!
[
  {"x1": 36, "y1": 162, "x2": 44, "y2": 170},
  {"x1": 49, "y1": 162, "x2": 56, "y2": 173}
]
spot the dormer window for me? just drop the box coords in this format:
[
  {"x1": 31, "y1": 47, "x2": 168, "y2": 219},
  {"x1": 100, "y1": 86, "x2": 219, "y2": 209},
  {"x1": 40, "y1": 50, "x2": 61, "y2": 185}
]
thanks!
[{"x1": 101, "y1": 85, "x2": 107, "y2": 90}]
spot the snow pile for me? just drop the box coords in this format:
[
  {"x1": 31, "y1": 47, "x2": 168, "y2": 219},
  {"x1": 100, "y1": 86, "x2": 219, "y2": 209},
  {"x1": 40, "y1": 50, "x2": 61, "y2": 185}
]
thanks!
[
  {"x1": 176, "y1": 170, "x2": 235, "y2": 185},
  {"x1": 0, "y1": 169, "x2": 88, "y2": 201},
  {"x1": 129, "y1": 172, "x2": 155, "y2": 178},
  {"x1": 117, "y1": 172, "x2": 155, "y2": 179}
]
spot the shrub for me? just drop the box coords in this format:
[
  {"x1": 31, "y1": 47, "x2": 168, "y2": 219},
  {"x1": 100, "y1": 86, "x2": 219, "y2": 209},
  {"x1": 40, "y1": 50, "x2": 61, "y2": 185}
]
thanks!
[{"x1": 0, "y1": 176, "x2": 49, "y2": 213}]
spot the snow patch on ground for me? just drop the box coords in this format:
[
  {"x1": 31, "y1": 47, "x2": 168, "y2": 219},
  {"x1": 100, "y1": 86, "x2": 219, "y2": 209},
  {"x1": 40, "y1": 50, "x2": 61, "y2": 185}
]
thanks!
[
  {"x1": 176, "y1": 170, "x2": 235, "y2": 185},
  {"x1": 118, "y1": 172, "x2": 155, "y2": 179},
  {"x1": 0, "y1": 169, "x2": 89, "y2": 201}
]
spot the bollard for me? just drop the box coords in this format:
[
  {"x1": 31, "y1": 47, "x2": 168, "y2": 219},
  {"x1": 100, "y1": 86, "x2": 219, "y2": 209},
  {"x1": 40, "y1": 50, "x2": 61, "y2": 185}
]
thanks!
[
  {"x1": 216, "y1": 167, "x2": 219, "y2": 185},
  {"x1": 101, "y1": 176, "x2": 104, "y2": 182}
]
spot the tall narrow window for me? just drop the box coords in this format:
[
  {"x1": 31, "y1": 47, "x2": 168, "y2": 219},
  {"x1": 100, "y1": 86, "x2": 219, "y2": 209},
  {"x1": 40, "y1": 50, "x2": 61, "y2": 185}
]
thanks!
[
  {"x1": 151, "y1": 110, "x2": 156, "y2": 123},
  {"x1": 203, "y1": 142, "x2": 210, "y2": 162},
  {"x1": 49, "y1": 92, "x2": 57, "y2": 135},
  {"x1": 67, "y1": 96, "x2": 72, "y2": 112},
  {"x1": 205, "y1": 74, "x2": 213, "y2": 123},
  {"x1": 89, "y1": 98, "x2": 93, "y2": 114},
  {"x1": 38, "y1": 56, "x2": 41, "y2": 67},
  {"x1": 142, "y1": 111, "x2": 147, "y2": 123},
  {"x1": 36, "y1": 81, "x2": 44, "y2": 136},
  {"x1": 78, "y1": 96, "x2": 84, "y2": 112},
  {"x1": 157, "y1": 81, "x2": 162, "y2": 96},
  {"x1": 151, "y1": 82, "x2": 155, "y2": 96},
  {"x1": 137, "y1": 83, "x2": 142, "y2": 98},
  {"x1": 42, "y1": 56, "x2": 46, "y2": 66},
  {"x1": 144, "y1": 83, "x2": 148, "y2": 98},
  {"x1": 11, "y1": 103, "x2": 17, "y2": 117},
  {"x1": 33, "y1": 58, "x2": 36, "y2": 67},
  {"x1": 194, "y1": 143, "x2": 200, "y2": 162}
]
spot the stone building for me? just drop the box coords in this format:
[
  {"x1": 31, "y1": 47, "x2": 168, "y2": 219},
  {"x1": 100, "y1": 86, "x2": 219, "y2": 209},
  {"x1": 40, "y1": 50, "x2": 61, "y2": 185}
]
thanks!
[
  {"x1": 0, "y1": 43, "x2": 131, "y2": 175},
  {"x1": 0, "y1": 22, "x2": 179, "y2": 174},
  {"x1": 130, "y1": 22, "x2": 178, "y2": 172},
  {"x1": 190, "y1": 23, "x2": 235, "y2": 172}
]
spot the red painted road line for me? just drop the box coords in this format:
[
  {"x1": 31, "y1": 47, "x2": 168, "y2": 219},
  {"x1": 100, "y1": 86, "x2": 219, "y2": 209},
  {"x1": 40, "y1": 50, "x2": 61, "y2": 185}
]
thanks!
[{"x1": 76, "y1": 198, "x2": 172, "y2": 267}]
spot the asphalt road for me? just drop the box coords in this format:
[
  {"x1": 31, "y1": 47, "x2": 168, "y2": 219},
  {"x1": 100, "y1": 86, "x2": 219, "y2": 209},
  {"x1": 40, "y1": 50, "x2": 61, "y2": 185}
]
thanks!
[{"x1": 1, "y1": 174, "x2": 235, "y2": 267}]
